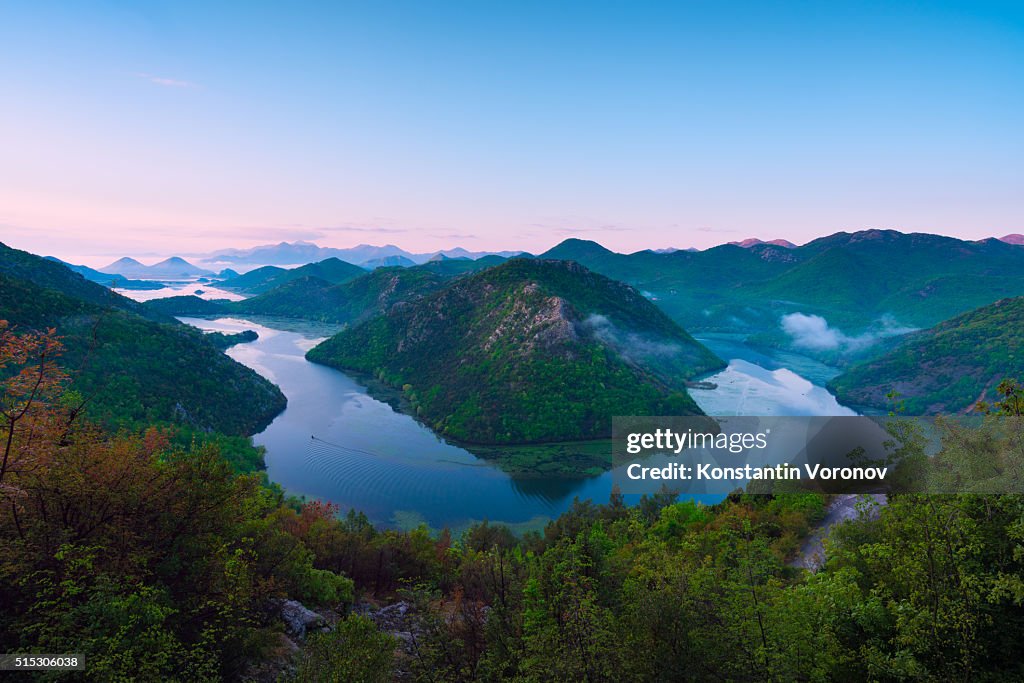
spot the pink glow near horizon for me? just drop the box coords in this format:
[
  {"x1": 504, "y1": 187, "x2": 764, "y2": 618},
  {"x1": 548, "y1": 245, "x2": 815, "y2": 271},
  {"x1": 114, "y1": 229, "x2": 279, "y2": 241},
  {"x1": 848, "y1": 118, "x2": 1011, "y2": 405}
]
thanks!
[{"x1": 3, "y1": 200, "x2": 1018, "y2": 269}]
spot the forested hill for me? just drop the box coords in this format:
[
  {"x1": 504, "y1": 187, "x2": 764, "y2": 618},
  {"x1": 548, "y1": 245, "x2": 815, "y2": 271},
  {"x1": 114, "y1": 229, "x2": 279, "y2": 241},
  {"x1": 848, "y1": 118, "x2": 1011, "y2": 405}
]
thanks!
[
  {"x1": 0, "y1": 242, "x2": 168, "y2": 322},
  {"x1": 232, "y1": 268, "x2": 446, "y2": 323},
  {"x1": 828, "y1": 296, "x2": 1024, "y2": 414},
  {"x1": 219, "y1": 257, "x2": 366, "y2": 294},
  {"x1": 0, "y1": 246, "x2": 285, "y2": 435},
  {"x1": 538, "y1": 230, "x2": 1024, "y2": 335},
  {"x1": 145, "y1": 267, "x2": 449, "y2": 325},
  {"x1": 307, "y1": 259, "x2": 724, "y2": 444}
]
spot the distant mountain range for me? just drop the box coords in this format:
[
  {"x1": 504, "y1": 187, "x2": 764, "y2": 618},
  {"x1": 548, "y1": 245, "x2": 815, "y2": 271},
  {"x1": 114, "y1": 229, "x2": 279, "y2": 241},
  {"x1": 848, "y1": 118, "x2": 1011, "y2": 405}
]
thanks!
[
  {"x1": 535, "y1": 231, "x2": 1024, "y2": 344},
  {"x1": 198, "y1": 240, "x2": 523, "y2": 269},
  {"x1": 34, "y1": 226, "x2": 1024, "y2": 426},
  {"x1": 362, "y1": 255, "x2": 417, "y2": 269},
  {"x1": 136, "y1": 229, "x2": 1024, "y2": 366},
  {"x1": 43, "y1": 256, "x2": 163, "y2": 290},
  {"x1": 100, "y1": 256, "x2": 214, "y2": 280},
  {"x1": 729, "y1": 238, "x2": 797, "y2": 248}
]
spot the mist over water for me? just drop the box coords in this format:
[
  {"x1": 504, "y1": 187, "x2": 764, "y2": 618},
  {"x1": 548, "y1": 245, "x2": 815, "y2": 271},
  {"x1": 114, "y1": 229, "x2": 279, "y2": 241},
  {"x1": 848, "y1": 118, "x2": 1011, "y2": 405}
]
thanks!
[
  {"x1": 114, "y1": 283, "x2": 245, "y2": 302},
  {"x1": 780, "y1": 313, "x2": 917, "y2": 353}
]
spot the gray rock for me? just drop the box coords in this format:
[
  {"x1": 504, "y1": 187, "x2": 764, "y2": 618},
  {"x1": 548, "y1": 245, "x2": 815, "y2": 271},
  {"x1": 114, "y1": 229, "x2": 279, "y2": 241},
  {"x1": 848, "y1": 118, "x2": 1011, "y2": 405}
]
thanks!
[{"x1": 279, "y1": 599, "x2": 326, "y2": 640}]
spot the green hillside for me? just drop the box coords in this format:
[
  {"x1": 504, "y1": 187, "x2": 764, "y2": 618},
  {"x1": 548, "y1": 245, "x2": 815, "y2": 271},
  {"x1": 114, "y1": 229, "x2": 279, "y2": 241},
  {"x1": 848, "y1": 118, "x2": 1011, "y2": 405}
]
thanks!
[
  {"x1": 230, "y1": 267, "x2": 446, "y2": 323},
  {"x1": 0, "y1": 242, "x2": 168, "y2": 322},
  {"x1": 756, "y1": 231, "x2": 1024, "y2": 328},
  {"x1": 538, "y1": 231, "x2": 1024, "y2": 339},
  {"x1": 230, "y1": 276, "x2": 341, "y2": 318},
  {"x1": 416, "y1": 254, "x2": 508, "y2": 277},
  {"x1": 139, "y1": 266, "x2": 447, "y2": 324},
  {"x1": 307, "y1": 259, "x2": 723, "y2": 444},
  {"x1": 143, "y1": 295, "x2": 231, "y2": 316},
  {"x1": 217, "y1": 264, "x2": 286, "y2": 292},
  {"x1": 220, "y1": 257, "x2": 364, "y2": 294},
  {"x1": 0, "y1": 248, "x2": 285, "y2": 435},
  {"x1": 537, "y1": 239, "x2": 807, "y2": 331},
  {"x1": 828, "y1": 297, "x2": 1024, "y2": 414}
]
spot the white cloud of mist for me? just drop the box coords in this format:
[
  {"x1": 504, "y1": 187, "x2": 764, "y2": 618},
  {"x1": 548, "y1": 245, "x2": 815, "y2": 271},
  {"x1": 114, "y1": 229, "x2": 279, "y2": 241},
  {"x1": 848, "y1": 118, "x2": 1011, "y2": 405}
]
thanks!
[
  {"x1": 780, "y1": 314, "x2": 846, "y2": 350},
  {"x1": 583, "y1": 314, "x2": 682, "y2": 361},
  {"x1": 780, "y1": 313, "x2": 917, "y2": 352}
]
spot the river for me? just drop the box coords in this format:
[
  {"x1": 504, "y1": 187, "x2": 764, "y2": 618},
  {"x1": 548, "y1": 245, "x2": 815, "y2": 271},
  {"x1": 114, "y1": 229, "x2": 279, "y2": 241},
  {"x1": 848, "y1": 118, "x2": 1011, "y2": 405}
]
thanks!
[{"x1": 177, "y1": 317, "x2": 854, "y2": 533}]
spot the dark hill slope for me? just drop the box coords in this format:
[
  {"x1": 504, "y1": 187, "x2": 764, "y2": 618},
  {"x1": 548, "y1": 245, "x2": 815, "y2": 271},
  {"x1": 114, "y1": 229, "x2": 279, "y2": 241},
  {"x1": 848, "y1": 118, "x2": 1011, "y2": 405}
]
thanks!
[
  {"x1": 537, "y1": 240, "x2": 801, "y2": 330},
  {"x1": 220, "y1": 258, "x2": 364, "y2": 295},
  {"x1": 1, "y1": 243, "x2": 166, "y2": 322},
  {"x1": 231, "y1": 268, "x2": 446, "y2": 324},
  {"x1": 307, "y1": 259, "x2": 723, "y2": 444},
  {"x1": 143, "y1": 295, "x2": 230, "y2": 317},
  {"x1": 416, "y1": 254, "x2": 508, "y2": 277},
  {"x1": 828, "y1": 297, "x2": 1024, "y2": 414},
  {"x1": 218, "y1": 265, "x2": 287, "y2": 293}
]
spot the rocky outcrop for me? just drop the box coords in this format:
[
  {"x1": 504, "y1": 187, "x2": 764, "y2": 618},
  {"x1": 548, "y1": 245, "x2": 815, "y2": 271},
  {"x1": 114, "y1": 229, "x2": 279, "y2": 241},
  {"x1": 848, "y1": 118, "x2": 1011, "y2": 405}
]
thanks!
[
  {"x1": 278, "y1": 599, "x2": 328, "y2": 640},
  {"x1": 355, "y1": 600, "x2": 418, "y2": 651}
]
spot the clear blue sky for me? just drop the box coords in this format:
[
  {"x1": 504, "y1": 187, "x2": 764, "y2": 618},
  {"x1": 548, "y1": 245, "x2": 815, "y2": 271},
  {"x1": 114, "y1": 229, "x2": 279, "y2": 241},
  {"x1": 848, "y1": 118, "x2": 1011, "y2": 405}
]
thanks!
[{"x1": 1, "y1": 1, "x2": 1021, "y2": 263}]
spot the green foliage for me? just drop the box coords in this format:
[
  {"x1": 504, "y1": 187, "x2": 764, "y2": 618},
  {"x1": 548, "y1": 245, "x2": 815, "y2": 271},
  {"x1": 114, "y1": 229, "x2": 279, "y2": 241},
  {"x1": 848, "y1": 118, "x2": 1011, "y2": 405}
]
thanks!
[
  {"x1": 0, "y1": 422, "x2": 357, "y2": 681},
  {"x1": 53, "y1": 309, "x2": 283, "y2": 434},
  {"x1": 5, "y1": 363, "x2": 1024, "y2": 681},
  {"x1": 287, "y1": 614, "x2": 396, "y2": 683},
  {"x1": 7, "y1": 251, "x2": 1024, "y2": 681},
  {"x1": 825, "y1": 494, "x2": 1024, "y2": 679},
  {"x1": 169, "y1": 427, "x2": 268, "y2": 474}
]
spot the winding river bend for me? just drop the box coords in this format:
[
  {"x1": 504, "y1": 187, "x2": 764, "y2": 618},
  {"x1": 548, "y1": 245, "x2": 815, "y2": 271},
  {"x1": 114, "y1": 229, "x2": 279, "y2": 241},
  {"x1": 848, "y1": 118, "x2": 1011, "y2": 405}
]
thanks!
[{"x1": 179, "y1": 317, "x2": 854, "y2": 533}]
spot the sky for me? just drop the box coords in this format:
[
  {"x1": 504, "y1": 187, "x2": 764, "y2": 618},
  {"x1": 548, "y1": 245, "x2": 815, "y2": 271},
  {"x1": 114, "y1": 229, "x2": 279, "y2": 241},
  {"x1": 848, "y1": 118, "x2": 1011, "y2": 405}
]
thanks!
[{"x1": 1, "y1": 1, "x2": 1022, "y2": 266}]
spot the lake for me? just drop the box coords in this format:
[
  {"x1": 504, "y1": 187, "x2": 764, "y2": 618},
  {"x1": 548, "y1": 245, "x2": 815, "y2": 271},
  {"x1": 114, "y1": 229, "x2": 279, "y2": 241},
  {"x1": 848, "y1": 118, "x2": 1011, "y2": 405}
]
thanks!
[
  {"x1": 179, "y1": 316, "x2": 855, "y2": 533},
  {"x1": 115, "y1": 283, "x2": 245, "y2": 302}
]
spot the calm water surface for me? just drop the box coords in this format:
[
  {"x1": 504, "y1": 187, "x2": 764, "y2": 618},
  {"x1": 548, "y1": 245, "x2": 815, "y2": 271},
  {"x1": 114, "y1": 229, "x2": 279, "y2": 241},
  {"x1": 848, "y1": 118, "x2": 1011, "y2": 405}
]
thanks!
[{"x1": 179, "y1": 317, "x2": 855, "y2": 532}]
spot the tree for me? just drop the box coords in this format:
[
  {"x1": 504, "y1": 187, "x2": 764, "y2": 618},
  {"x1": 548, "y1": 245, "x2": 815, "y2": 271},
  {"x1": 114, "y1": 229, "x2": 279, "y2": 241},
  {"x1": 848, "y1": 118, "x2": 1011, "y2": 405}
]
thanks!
[
  {"x1": 288, "y1": 614, "x2": 395, "y2": 683},
  {"x1": 0, "y1": 321, "x2": 67, "y2": 489}
]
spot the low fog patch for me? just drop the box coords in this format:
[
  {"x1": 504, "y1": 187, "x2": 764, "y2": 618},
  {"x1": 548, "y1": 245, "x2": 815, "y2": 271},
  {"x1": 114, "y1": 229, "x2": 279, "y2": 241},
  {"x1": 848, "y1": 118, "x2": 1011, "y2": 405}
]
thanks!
[
  {"x1": 583, "y1": 314, "x2": 682, "y2": 362},
  {"x1": 781, "y1": 313, "x2": 917, "y2": 352}
]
